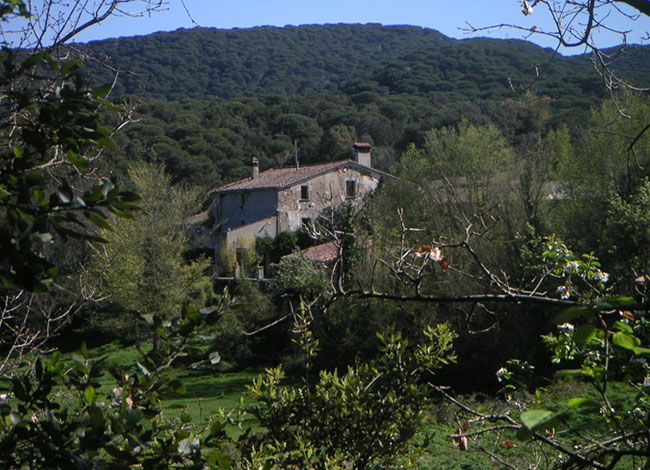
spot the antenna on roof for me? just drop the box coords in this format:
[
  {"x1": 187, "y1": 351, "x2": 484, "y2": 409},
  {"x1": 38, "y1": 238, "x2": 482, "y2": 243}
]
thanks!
[{"x1": 293, "y1": 139, "x2": 299, "y2": 170}]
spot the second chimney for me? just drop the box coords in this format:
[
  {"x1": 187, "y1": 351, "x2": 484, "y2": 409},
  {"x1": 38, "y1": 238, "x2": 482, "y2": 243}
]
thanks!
[
  {"x1": 252, "y1": 157, "x2": 259, "y2": 179},
  {"x1": 353, "y1": 143, "x2": 372, "y2": 168}
]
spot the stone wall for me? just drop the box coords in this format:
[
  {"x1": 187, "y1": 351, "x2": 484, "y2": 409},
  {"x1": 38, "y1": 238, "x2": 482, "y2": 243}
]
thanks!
[
  {"x1": 222, "y1": 215, "x2": 277, "y2": 250},
  {"x1": 277, "y1": 167, "x2": 379, "y2": 232},
  {"x1": 215, "y1": 189, "x2": 277, "y2": 233}
]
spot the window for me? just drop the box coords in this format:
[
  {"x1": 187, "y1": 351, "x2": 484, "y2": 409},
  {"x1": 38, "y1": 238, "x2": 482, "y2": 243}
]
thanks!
[
  {"x1": 300, "y1": 185, "x2": 309, "y2": 201},
  {"x1": 346, "y1": 180, "x2": 357, "y2": 198}
]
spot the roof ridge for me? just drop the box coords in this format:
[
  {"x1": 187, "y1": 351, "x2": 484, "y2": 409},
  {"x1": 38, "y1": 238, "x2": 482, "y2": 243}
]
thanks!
[
  {"x1": 210, "y1": 159, "x2": 394, "y2": 194},
  {"x1": 212, "y1": 159, "x2": 353, "y2": 193}
]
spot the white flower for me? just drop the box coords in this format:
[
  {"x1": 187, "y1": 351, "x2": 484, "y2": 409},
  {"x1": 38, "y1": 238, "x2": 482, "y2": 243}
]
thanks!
[
  {"x1": 521, "y1": 0, "x2": 534, "y2": 15},
  {"x1": 557, "y1": 285, "x2": 571, "y2": 299},
  {"x1": 558, "y1": 323, "x2": 574, "y2": 331},
  {"x1": 563, "y1": 261, "x2": 580, "y2": 274},
  {"x1": 585, "y1": 351, "x2": 600, "y2": 361},
  {"x1": 594, "y1": 271, "x2": 609, "y2": 283},
  {"x1": 496, "y1": 367, "x2": 509, "y2": 382}
]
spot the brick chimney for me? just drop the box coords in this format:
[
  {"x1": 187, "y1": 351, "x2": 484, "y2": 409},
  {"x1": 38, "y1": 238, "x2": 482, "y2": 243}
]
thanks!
[
  {"x1": 353, "y1": 143, "x2": 372, "y2": 168},
  {"x1": 252, "y1": 157, "x2": 259, "y2": 179}
]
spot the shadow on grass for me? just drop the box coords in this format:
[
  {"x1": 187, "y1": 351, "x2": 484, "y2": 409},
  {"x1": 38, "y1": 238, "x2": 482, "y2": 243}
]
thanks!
[{"x1": 172, "y1": 370, "x2": 259, "y2": 400}]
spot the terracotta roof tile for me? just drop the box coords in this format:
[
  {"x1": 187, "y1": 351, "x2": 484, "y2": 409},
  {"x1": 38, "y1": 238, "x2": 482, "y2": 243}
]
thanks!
[
  {"x1": 213, "y1": 160, "x2": 349, "y2": 193},
  {"x1": 283, "y1": 241, "x2": 340, "y2": 263}
]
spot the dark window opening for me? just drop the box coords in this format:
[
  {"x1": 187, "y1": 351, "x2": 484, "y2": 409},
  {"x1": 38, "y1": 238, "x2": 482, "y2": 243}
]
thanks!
[
  {"x1": 346, "y1": 180, "x2": 357, "y2": 198},
  {"x1": 236, "y1": 248, "x2": 246, "y2": 265},
  {"x1": 302, "y1": 217, "x2": 312, "y2": 228},
  {"x1": 300, "y1": 185, "x2": 309, "y2": 200}
]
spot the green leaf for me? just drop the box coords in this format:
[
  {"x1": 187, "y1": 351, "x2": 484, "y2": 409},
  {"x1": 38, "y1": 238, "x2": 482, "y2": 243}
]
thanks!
[
  {"x1": 184, "y1": 304, "x2": 200, "y2": 320},
  {"x1": 209, "y1": 351, "x2": 221, "y2": 365},
  {"x1": 136, "y1": 362, "x2": 150, "y2": 377},
  {"x1": 215, "y1": 452, "x2": 232, "y2": 470},
  {"x1": 93, "y1": 83, "x2": 113, "y2": 99},
  {"x1": 104, "y1": 445, "x2": 138, "y2": 463},
  {"x1": 612, "y1": 331, "x2": 641, "y2": 351},
  {"x1": 85, "y1": 211, "x2": 112, "y2": 231},
  {"x1": 93, "y1": 137, "x2": 117, "y2": 148},
  {"x1": 9, "y1": 412, "x2": 22, "y2": 426},
  {"x1": 598, "y1": 296, "x2": 635, "y2": 308},
  {"x1": 105, "y1": 206, "x2": 133, "y2": 219},
  {"x1": 25, "y1": 171, "x2": 44, "y2": 186},
  {"x1": 554, "y1": 368, "x2": 592, "y2": 379},
  {"x1": 94, "y1": 97, "x2": 122, "y2": 112},
  {"x1": 520, "y1": 409, "x2": 564, "y2": 434},
  {"x1": 633, "y1": 347, "x2": 650, "y2": 356},
  {"x1": 613, "y1": 321, "x2": 634, "y2": 334},
  {"x1": 112, "y1": 201, "x2": 140, "y2": 211},
  {"x1": 12, "y1": 378, "x2": 28, "y2": 401},
  {"x1": 574, "y1": 324, "x2": 598, "y2": 347},
  {"x1": 21, "y1": 52, "x2": 46, "y2": 69},
  {"x1": 67, "y1": 151, "x2": 89, "y2": 171},
  {"x1": 554, "y1": 306, "x2": 596, "y2": 324},
  {"x1": 61, "y1": 59, "x2": 82, "y2": 75},
  {"x1": 168, "y1": 379, "x2": 186, "y2": 395},
  {"x1": 87, "y1": 405, "x2": 104, "y2": 431},
  {"x1": 84, "y1": 385, "x2": 96, "y2": 405},
  {"x1": 54, "y1": 226, "x2": 108, "y2": 243},
  {"x1": 567, "y1": 397, "x2": 599, "y2": 409},
  {"x1": 118, "y1": 190, "x2": 141, "y2": 202}
]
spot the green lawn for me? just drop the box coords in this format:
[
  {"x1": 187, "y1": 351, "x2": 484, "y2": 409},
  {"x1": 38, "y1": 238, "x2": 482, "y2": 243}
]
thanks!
[
  {"x1": 85, "y1": 341, "x2": 258, "y2": 427},
  {"x1": 76, "y1": 342, "x2": 639, "y2": 469}
]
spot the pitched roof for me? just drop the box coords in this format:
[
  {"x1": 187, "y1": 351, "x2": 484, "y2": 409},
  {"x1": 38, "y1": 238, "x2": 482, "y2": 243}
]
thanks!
[
  {"x1": 213, "y1": 160, "x2": 385, "y2": 193},
  {"x1": 283, "y1": 241, "x2": 340, "y2": 263},
  {"x1": 213, "y1": 160, "x2": 343, "y2": 193}
]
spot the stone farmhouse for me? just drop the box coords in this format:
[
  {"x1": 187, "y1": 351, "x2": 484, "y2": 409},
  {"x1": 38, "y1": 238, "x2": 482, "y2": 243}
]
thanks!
[{"x1": 208, "y1": 143, "x2": 392, "y2": 257}]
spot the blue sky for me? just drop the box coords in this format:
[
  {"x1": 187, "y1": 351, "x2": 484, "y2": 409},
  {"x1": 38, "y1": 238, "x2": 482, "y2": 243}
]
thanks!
[{"x1": 68, "y1": 0, "x2": 649, "y2": 54}]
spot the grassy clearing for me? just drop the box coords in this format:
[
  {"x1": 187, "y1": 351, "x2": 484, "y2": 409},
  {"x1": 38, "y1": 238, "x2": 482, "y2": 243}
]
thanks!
[
  {"x1": 163, "y1": 369, "x2": 258, "y2": 426},
  {"x1": 65, "y1": 342, "x2": 638, "y2": 468},
  {"x1": 84, "y1": 341, "x2": 258, "y2": 426}
]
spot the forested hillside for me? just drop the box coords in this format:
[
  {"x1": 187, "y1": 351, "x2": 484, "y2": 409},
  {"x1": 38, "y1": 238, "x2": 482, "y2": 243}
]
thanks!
[
  {"x1": 81, "y1": 24, "x2": 448, "y2": 99},
  {"x1": 80, "y1": 23, "x2": 647, "y2": 102},
  {"x1": 83, "y1": 24, "x2": 649, "y2": 188}
]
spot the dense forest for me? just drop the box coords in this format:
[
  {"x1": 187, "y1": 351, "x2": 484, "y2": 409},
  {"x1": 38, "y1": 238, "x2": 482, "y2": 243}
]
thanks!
[
  {"x1": 4, "y1": 5, "x2": 650, "y2": 469},
  {"x1": 79, "y1": 23, "x2": 649, "y2": 101},
  {"x1": 84, "y1": 24, "x2": 650, "y2": 188}
]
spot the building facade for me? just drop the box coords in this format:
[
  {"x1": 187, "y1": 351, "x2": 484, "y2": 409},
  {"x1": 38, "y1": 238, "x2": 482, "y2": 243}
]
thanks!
[{"x1": 209, "y1": 143, "x2": 391, "y2": 254}]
